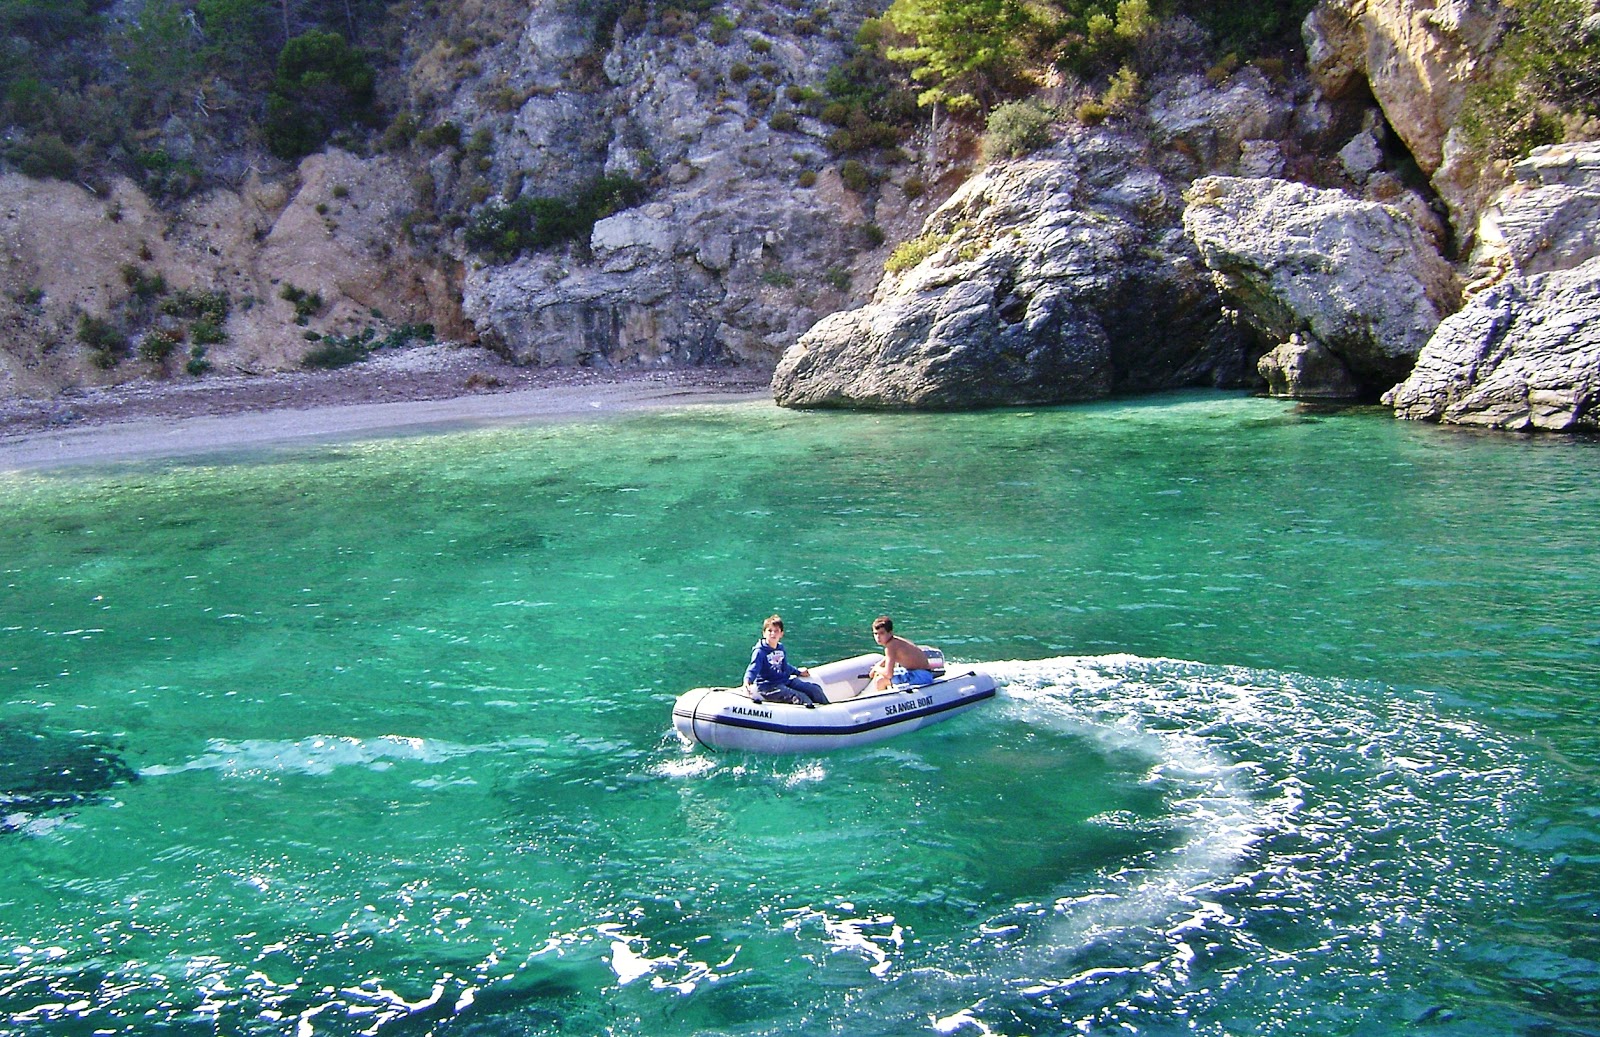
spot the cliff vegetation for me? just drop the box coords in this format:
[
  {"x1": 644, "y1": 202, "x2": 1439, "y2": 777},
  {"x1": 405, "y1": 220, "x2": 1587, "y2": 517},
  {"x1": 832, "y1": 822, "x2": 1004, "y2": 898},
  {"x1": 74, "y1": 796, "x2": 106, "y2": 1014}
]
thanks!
[{"x1": 2, "y1": 0, "x2": 1599, "y2": 428}]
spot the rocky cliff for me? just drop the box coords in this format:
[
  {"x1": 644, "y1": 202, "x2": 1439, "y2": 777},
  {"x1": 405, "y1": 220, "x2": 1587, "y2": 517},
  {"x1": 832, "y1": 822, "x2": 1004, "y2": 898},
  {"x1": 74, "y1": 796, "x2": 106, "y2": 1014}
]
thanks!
[
  {"x1": 4, "y1": 0, "x2": 1598, "y2": 433},
  {"x1": 462, "y1": 0, "x2": 935, "y2": 369},
  {"x1": 1302, "y1": 0, "x2": 1505, "y2": 240},
  {"x1": 773, "y1": 0, "x2": 1600, "y2": 428},
  {"x1": 770, "y1": 122, "x2": 1256, "y2": 408},
  {"x1": 1384, "y1": 143, "x2": 1600, "y2": 430},
  {"x1": 0, "y1": 152, "x2": 465, "y2": 397}
]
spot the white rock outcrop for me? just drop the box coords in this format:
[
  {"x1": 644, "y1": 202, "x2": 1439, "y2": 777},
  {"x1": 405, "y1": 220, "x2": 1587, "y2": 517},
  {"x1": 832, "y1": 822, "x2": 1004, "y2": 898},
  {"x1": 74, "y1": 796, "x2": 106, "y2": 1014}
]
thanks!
[
  {"x1": 1184, "y1": 175, "x2": 1459, "y2": 396},
  {"x1": 1386, "y1": 143, "x2": 1600, "y2": 429},
  {"x1": 771, "y1": 127, "x2": 1255, "y2": 409}
]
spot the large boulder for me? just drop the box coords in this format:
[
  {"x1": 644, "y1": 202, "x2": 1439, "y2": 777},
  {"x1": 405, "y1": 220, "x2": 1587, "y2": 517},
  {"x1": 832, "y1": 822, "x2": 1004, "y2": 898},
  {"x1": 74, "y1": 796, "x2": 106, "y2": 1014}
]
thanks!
[
  {"x1": 1385, "y1": 143, "x2": 1600, "y2": 430},
  {"x1": 1304, "y1": 0, "x2": 1506, "y2": 237},
  {"x1": 1471, "y1": 143, "x2": 1600, "y2": 282},
  {"x1": 1147, "y1": 67, "x2": 1295, "y2": 178},
  {"x1": 771, "y1": 127, "x2": 1252, "y2": 409},
  {"x1": 1383, "y1": 262, "x2": 1600, "y2": 430},
  {"x1": 1183, "y1": 175, "x2": 1459, "y2": 397}
]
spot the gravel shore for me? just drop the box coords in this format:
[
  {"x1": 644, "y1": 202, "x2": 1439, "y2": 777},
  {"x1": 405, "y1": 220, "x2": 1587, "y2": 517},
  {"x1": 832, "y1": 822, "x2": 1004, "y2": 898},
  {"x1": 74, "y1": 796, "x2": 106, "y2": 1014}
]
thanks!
[{"x1": 0, "y1": 344, "x2": 774, "y2": 469}]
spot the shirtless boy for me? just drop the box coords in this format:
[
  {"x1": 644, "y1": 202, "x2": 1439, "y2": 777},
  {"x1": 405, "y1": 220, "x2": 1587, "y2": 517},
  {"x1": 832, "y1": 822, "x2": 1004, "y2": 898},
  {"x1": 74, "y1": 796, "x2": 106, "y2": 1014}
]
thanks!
[{"x1": 868, "y1": 615, "x2": 936, "y2": 691}]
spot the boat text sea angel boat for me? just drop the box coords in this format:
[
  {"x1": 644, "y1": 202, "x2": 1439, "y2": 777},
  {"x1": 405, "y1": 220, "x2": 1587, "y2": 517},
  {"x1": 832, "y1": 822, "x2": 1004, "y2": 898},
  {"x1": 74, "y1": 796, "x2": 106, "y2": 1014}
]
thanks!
[{"x1": 672, "y1": 648, "x2": 996, "y2": 753}]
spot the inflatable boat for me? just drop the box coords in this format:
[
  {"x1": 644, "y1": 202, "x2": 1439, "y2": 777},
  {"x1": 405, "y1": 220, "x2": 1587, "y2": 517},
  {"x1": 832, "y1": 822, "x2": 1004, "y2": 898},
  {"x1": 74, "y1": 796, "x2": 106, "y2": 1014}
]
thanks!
[{"x1": 672, "y1": 649, "x2": 996, "y2": 753}]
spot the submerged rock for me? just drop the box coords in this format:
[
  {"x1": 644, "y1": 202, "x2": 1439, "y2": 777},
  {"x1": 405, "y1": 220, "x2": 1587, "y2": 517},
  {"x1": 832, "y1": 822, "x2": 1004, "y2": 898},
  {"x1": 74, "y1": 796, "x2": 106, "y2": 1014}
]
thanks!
[
  {"x1": 1184, "y1": 175, "x2": 1459, "y2": 398},
  {"x1": 772, "y1": 126, "x2": 1253, "y2": 409},
  {"x1": 0, "y1": 727, "x2": 138, "y2": 832}
]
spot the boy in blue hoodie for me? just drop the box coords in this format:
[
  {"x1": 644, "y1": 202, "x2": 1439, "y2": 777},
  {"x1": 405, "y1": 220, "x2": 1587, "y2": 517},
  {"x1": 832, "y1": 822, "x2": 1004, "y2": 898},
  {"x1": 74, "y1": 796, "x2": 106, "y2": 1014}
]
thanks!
[{"x1": 743, "y1": 615, "x2": 827, "y2": 706}]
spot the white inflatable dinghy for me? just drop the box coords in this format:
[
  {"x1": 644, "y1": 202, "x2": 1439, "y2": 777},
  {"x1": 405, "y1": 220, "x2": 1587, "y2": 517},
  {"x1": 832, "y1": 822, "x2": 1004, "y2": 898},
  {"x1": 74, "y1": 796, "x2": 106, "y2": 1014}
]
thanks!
[{"x1": 672, "y1": 648, "x2": 996, "y2": 753}]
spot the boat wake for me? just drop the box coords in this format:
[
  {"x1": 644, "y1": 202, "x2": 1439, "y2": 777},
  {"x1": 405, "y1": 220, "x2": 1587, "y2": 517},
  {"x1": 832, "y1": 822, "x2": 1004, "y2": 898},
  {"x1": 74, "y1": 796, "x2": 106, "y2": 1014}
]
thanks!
[
  {"x1": 22, "y1": 655, "x2": 1545, "y2": 1037},
  {"x1": 139, "y1": 733, "x2": 551, "y2": 779},
  {"x1": 880, "y1": 652, "x2": 1540, "y2": 1033}
]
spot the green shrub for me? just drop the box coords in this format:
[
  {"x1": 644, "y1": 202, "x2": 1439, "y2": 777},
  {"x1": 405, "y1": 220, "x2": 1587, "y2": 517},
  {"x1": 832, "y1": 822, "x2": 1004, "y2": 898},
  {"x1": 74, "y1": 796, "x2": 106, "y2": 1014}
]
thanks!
[
  {"x1": 302, "y1": 336, "x2": 370, "y2": 369},
  {"x1": 464, "y1": 175, "x2": 645, "y2": 261},
  {"x1": 263, "y1": 30, "x2": 379, "y2": 161},
  {"x1": 1459, "y1": 0, "x2": 1598, "y2": 163},
  {"x1": 770, "y1": 109, "x2": 799, "y2": 132},
  {"x1": 135, "y1": 149, "x2": 201, "y2": 199},
  {"x1": 1185, "y1": 0, "x2": 1316, "y2": 60},
  {"x1": 138, "y1": 329, "x2": 182, "y2": 363},
  {"x1": 885, "y1": 230, "x2": 953, "y2": 273},
  {"x1": 302, "y1": 322, "x2": 435, "y2": 369},
  {"x1": 280, "y1": 284, "x2": 325, "y2": 323},
  {"x1": 840, "y1": 159, "x2": 871, "y2": 192},
  {"x1": 160, "y1": 288, "x2": 229, "y2": 323},
  {"x1": 190, "y1": 319, "x2": 227, "y2": 346},
  {"x1": 186, "y1": 344, "x2": 212, "y2": 377},
  {"x1": 981, "y1": 100, "x2": 1054, "y2": 162},
  {"x1": 77, "y1": 314, "x2": 124, "y2": 351},
  {"x1": 78, "y1": 315, "x2": 127, "y2": 368},
  {"x1": 1075, "y1": 100, "x2": 1110, "y2": 125},
  {"x1": 816, "y1": 17, "x2": 917, "y2": 155},
  {"x1": 9, "y1": 134, "x2": 78, "y2": 180},
  {"x1": 1102, "y1": 64, "x2": 1140, "y2": 112},
  {"x1": 120, "y1": 264, "x2": 167, "y2": 301},
  {"x1": 381, "y1": 112, "x2": 419, "y2": 151}
]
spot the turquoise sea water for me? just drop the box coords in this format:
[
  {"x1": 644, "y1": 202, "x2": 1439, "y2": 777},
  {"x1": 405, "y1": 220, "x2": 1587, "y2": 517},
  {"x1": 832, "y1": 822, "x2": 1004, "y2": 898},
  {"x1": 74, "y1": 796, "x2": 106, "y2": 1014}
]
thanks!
[{"x1": 2, "y1": 390, "x2": 1598, "y2": 1036}]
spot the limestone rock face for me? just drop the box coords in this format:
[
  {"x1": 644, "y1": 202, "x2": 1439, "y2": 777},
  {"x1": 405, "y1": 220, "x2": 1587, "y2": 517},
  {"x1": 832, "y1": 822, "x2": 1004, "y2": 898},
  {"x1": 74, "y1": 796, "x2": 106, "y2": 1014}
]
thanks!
[
  {"x1": 1383, "y1": 264, "x2": 1600, "y2": 429},
  {"x1": 1303, "y1": 0, "x2": 1506, "y2": 236},
  {"x1": 1471, "y1": 144, "x2": 1600, "y2": 282},
  {"x1": 1147, "y1": 68, "x2": 1295, "y2": 178},
  {"x1": 1183, "y1": 175, "x2": 1459, "y2": 395},
  {"x1": 461, "y1": 0, "x2": 921, "y2": 369},
  {"x1": 771, "y1": 127, "x2": 1253, "y2": 409},
  {"x1": 0, "y1": 151, "x2": 458, "y2": 394},
  {"x1": 1385, "y1": 143, "x2": 1600, "y2": 429}
]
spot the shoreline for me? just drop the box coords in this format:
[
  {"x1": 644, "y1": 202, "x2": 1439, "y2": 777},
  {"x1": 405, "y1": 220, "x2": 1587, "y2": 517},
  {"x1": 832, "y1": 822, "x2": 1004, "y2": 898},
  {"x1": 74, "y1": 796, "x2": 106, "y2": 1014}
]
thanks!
[{"x1": 0, "y1": 346, "x2": 774, "y2": 470}]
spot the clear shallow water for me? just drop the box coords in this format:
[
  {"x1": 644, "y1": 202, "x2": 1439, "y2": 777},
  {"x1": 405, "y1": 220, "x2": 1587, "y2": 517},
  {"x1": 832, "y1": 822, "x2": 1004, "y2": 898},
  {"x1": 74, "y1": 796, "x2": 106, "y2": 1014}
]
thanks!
[{"x1": 1, "y1": 391, "x2": 1597, "y2": 1036}]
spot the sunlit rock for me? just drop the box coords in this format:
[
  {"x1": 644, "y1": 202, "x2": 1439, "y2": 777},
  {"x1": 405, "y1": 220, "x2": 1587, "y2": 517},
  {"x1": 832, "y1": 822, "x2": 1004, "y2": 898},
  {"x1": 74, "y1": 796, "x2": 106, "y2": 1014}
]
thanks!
[
  {"x1": 1304, "y1": 0, "x2": 1506, "y2": 236},
  {"x1": 771, "y1": 127, "x2": 1255, "y2": 410},
  {"x1": 1184, "y1": 175, "x2": 1459, "y2": 397},
  {"x1": 1387, "y1": 144, "x2": 1600, "y2": 429}
]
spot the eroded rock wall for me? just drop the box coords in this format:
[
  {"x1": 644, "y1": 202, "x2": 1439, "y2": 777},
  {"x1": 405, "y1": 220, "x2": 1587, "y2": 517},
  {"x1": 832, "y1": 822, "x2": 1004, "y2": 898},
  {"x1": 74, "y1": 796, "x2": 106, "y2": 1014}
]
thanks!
[
  {"x1": 461, "y1": 0, "x2": 936, "y2": 369},
  {"x1": 1385, "y1": 143, "x2": 1600, "y2": 429},
  {"x1": 0, "y1": 152, "x2": 464, "y2": 396},
  {"x1": 1303, "y1": 0, "x2": 1507, "y2": 241}
]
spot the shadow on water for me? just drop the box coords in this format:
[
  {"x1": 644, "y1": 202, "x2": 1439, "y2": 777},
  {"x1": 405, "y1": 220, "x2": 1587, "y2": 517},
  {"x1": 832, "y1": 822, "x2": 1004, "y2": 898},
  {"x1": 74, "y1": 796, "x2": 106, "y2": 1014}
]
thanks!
[{"x1": 0, "y1": 727, "x2": 138, "y2": 833}]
